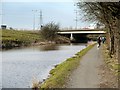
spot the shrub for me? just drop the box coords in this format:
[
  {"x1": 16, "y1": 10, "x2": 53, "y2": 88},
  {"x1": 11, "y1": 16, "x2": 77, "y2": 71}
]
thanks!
[{"x1": 40, "y1": 22, "x2": 60, "y2": 41}]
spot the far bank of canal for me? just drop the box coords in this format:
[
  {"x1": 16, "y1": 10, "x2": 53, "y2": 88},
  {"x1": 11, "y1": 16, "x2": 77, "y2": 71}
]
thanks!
[{"x1": 1, "y1": 43, "x2": 86, "y2": 88}]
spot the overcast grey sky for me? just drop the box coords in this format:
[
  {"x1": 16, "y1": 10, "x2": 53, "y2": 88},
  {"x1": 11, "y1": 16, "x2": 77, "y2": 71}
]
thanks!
[{"x1": 0, "y1": 0, "x2": 93, "y2": 30}]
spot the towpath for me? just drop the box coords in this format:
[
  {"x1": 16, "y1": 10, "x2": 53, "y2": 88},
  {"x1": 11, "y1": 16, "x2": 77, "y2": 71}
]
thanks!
[{"x1": 66, "y1": 45, "x2": 103, "y2": 88}]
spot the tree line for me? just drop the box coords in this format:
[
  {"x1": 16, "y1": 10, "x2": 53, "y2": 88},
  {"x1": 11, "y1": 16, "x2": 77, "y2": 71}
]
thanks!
[{"x1": 77, "y1": 1, "x2": 120, "y2": 61}]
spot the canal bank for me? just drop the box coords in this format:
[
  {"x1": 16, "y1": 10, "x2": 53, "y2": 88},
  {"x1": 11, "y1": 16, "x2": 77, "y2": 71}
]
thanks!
[
  {"x1": 1, "y1": 29, "x2": 70, "y2": 50},
  {"x1": 40, "y1": 43, "x2": 96, "y2": 88}
]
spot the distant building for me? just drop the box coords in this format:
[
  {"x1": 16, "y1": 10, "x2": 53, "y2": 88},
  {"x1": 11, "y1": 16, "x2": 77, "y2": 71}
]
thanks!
[{"x1": 1, "y1": 25, "x2": 7, "y2": 29}]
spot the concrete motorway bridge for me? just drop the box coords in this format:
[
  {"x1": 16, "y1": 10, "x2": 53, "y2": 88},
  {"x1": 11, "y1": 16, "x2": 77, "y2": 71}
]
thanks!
[{"x1": 58, "y1": 29, "x2": 106, "y2": 43}]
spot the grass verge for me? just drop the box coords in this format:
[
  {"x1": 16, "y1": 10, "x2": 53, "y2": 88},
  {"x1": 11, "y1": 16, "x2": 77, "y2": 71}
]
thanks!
[
  {"x1": 1, "y1": 29, "x2": 41, "y2": 49},
  {"x1": 102, "y1": 44, "x2": 120, "y2": 76},
  {"x1": 40, "y1": 43, "x2": 96, "y2": 89},
  {"x1": 100, "y1": 44, "x2": 119, "y2": 88}
]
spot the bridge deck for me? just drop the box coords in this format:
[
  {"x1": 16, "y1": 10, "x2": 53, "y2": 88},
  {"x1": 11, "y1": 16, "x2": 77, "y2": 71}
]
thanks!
[{"x1": 58, "y1": 30, "x2": 106, "y2": 34}]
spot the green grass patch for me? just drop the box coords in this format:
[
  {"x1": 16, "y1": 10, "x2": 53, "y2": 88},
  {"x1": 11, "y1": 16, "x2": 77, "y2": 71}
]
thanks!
[
  {"x1": 40, "y1": 44, "x2": 96, "y2": 88},
  {"x1": 112, "y1": 64, "x2": 120, "y2": 70},
  {"x1": 1, "y1": 29, "x2": 41, "y2": 49},
  {"x1": 1, "y1": 29, "x2": 41, "y2": 42}
]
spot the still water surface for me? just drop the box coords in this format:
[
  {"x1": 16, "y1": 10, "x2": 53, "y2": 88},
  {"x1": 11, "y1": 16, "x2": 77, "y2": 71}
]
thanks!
[{"x1": 1, "y1": 44, "x2": 86, "y2": 88}]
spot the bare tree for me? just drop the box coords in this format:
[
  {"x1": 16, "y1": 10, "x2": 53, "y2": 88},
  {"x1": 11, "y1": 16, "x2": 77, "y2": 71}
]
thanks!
[
  {"x1": 77, "y1": 1, "x2": 120, "y2": 59},
  {"x1": 40, "y1": 22, "x2": 60, "y2": 41}
]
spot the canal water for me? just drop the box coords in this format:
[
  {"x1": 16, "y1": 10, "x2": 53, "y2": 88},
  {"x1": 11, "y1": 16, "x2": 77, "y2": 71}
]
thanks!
[{"x1": 1, "y1": 44, "x2": 86, "y2": 88}]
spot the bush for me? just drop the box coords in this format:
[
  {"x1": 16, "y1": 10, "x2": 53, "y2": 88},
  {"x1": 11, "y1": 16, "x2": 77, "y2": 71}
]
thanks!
[{"x1": 40, "y1": 22, "x2": 60, "y2": 41}]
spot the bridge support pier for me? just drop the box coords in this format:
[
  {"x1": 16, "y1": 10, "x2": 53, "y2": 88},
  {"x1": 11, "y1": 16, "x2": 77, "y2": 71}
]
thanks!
[{"x1": 70, "y1": 33, "x2": 74, "y2": 40}]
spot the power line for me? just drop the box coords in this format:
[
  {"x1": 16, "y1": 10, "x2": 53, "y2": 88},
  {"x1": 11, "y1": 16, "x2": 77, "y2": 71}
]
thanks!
[
  {"x1": 74, "y1": 3, "x2": 79, "y2": 30},
  {"x1": 74, "y1": 10, "x2": 78, "y2": 30},
  {"x1": 32, "y1": 10, "x2": 37, "y2": 30},
  {"x1": 39, "y1": 10, "x2": 43, "y2": 30},
  {"x1": 0, "y1": 0, "x2": 3, "y2": 25},
  {"x1": 32, "y1": 9, "x2": 43, "y2": 30}
]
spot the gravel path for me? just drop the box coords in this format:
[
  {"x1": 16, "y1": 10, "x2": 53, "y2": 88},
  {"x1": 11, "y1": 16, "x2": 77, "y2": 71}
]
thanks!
[{"x1": 66, "y1": 45, "x2": 103, "y2": 88}]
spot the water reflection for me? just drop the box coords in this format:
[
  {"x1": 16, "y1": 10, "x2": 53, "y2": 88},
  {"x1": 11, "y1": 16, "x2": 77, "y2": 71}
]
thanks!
[{"x1": 39, "y1": 44, "x2": 59, "y2": 51}]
